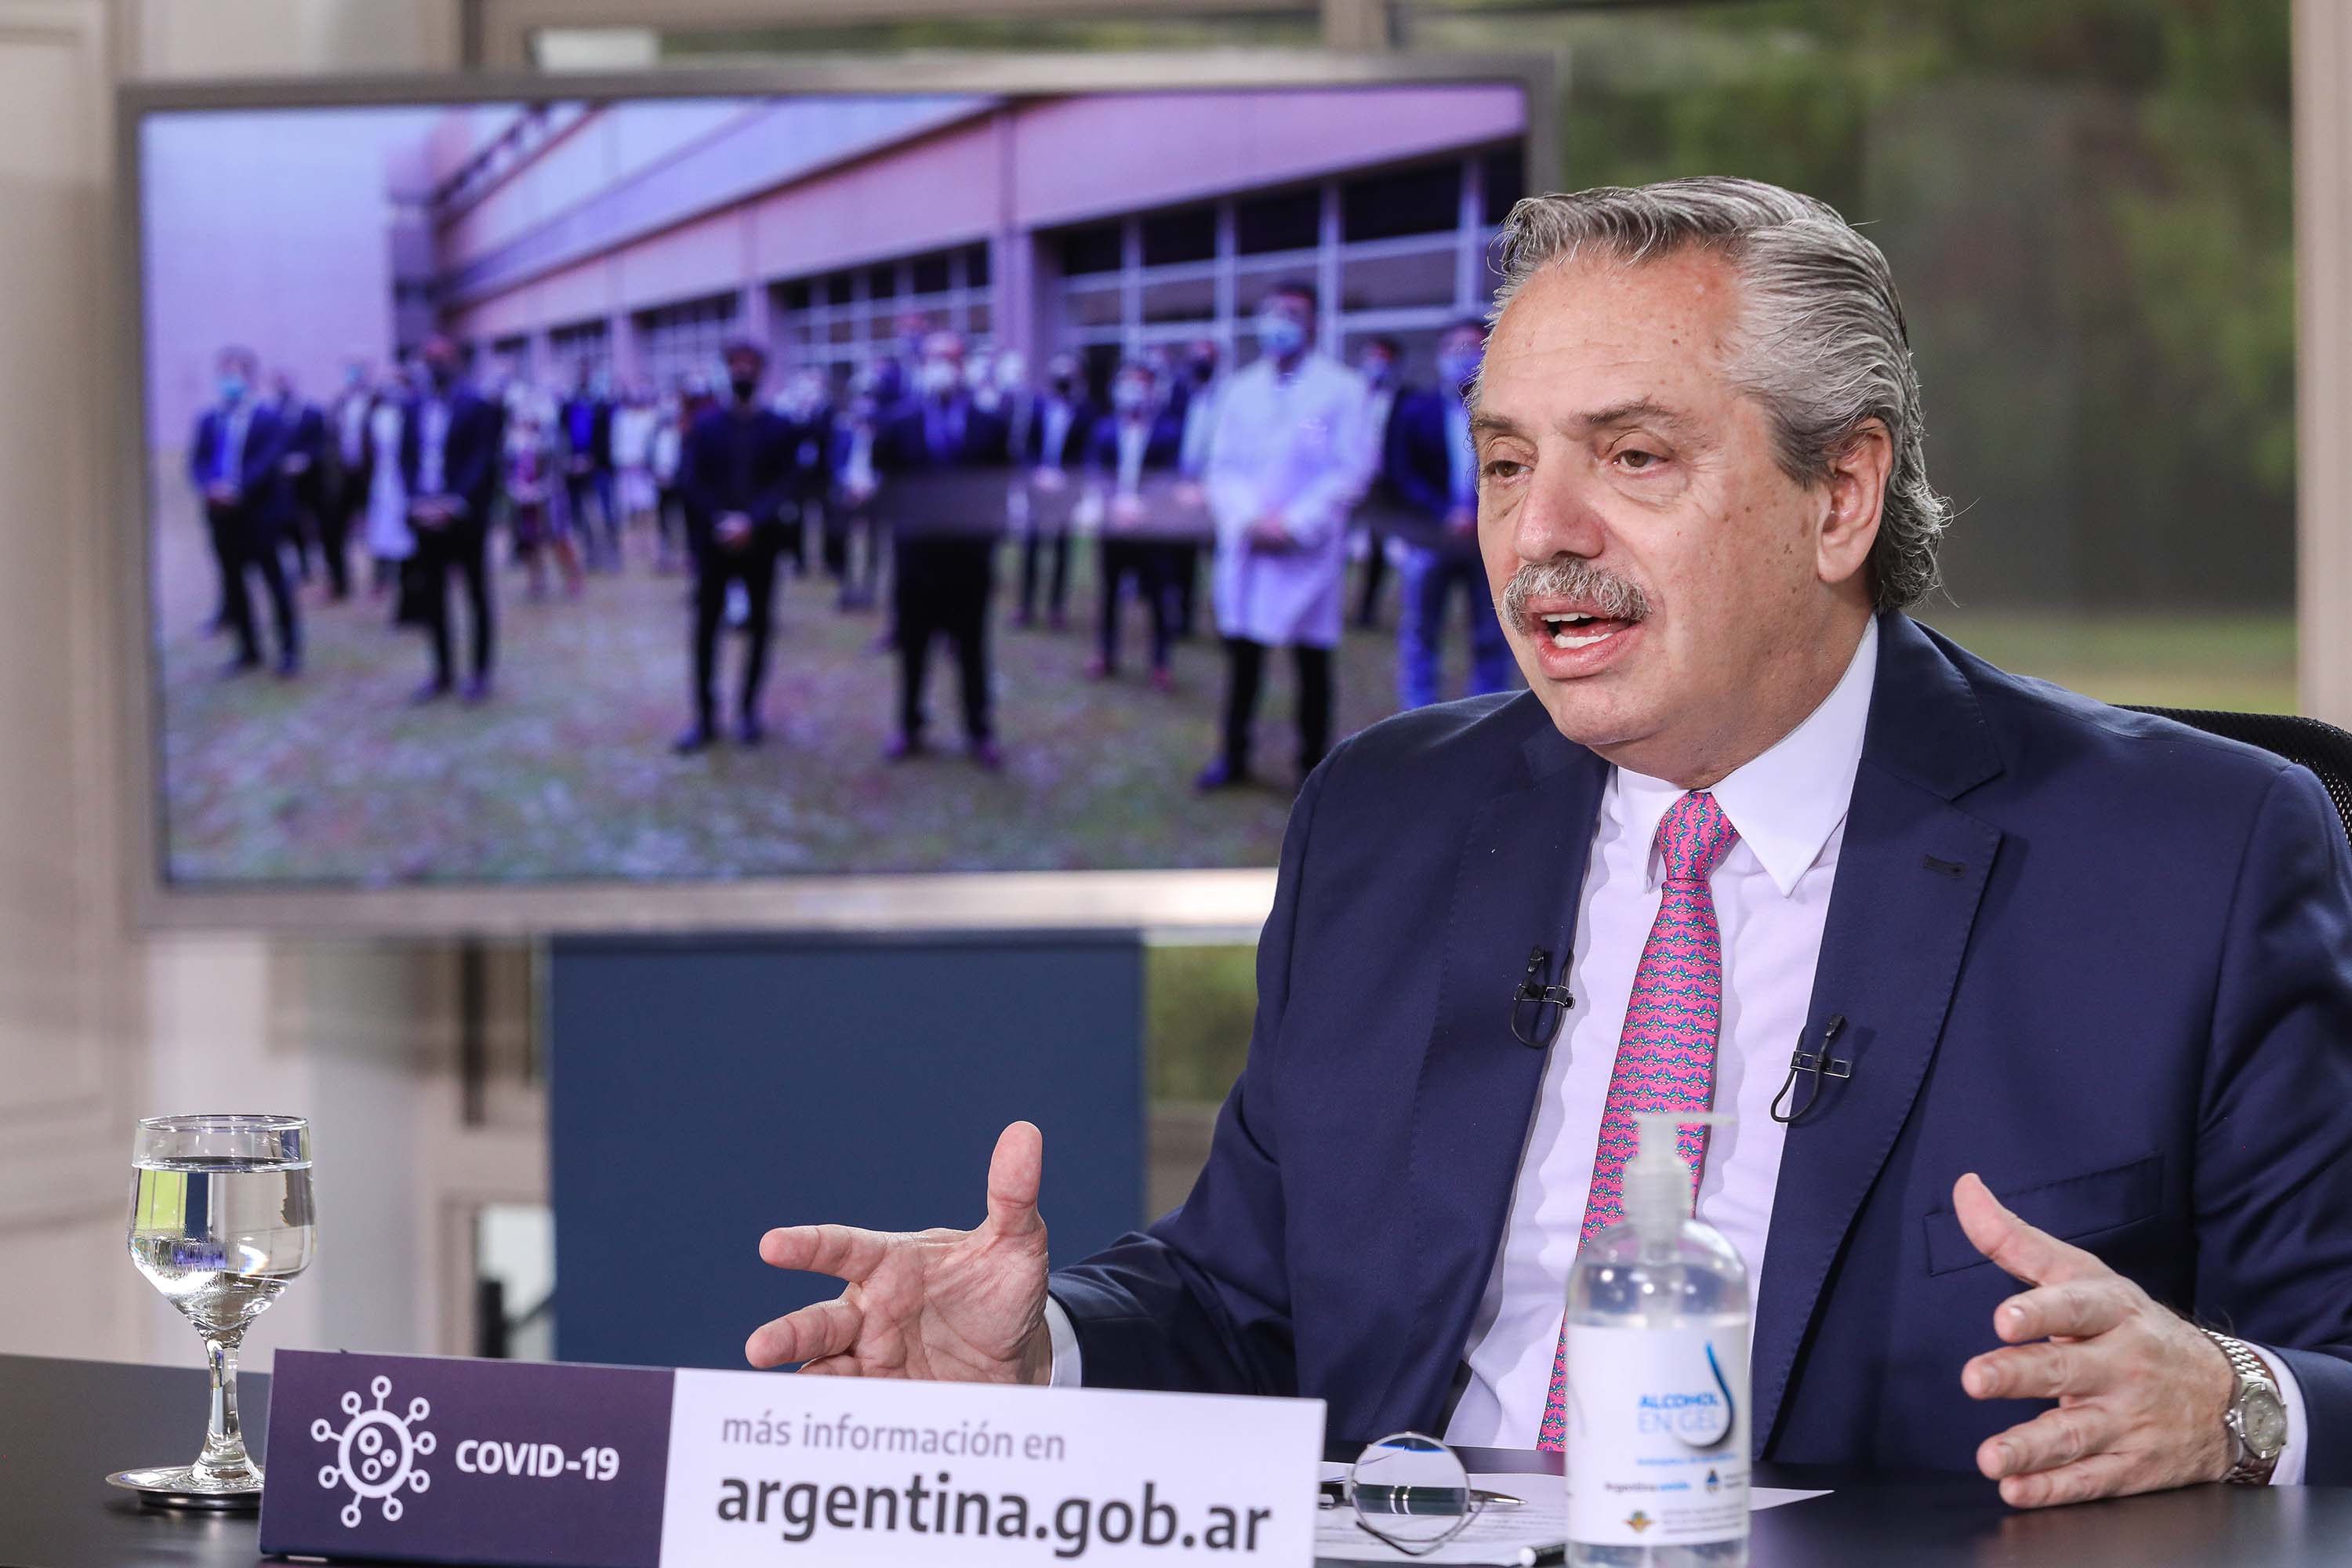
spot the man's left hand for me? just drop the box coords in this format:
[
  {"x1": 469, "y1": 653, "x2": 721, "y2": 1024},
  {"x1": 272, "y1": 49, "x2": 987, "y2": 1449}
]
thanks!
[{"x1": 1955, "y1": 1171, "x2": 2238, "y2": 1508}]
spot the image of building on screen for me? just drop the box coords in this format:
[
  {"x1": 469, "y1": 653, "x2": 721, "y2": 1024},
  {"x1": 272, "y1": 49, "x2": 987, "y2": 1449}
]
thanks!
[{"x1": 139, "y1": 84, "x2": 1528, "y2": 887}]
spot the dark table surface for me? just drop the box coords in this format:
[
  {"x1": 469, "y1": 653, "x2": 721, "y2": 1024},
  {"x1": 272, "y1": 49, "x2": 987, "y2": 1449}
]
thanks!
[{"x1": 6, "y1": 1352, "x2": 2352, "y2": 1566}]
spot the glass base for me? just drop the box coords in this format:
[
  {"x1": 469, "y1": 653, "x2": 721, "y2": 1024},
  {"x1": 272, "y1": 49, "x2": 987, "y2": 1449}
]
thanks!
[{"x1": 106, "y1": 1465, "x2": 263, "y2": 1511}]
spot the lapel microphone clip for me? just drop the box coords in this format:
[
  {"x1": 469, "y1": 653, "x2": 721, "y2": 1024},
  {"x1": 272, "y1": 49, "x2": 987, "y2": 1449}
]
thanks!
[
  {"x1": 1509, "y1": 946, "x2": 1573, "y2": 1048},
  {"x1": 1770, "y1": 1013, "x2": 1852, "y2": 1124}
]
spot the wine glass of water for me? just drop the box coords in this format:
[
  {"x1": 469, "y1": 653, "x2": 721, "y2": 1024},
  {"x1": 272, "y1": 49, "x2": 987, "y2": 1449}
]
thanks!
[{"x1": 110, "y1": 1114, "x2": 315, "y2": 1508}]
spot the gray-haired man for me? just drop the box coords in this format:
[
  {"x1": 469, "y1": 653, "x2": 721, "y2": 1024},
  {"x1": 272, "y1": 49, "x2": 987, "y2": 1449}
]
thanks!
[{"x1": 747, "y1": 177, "x2": 2352, "y2": 1504}]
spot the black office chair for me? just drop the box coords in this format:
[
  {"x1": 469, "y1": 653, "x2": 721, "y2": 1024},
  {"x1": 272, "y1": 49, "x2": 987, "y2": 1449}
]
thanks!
[{"x1": 2124, "y1": 706, "x2": 2352, "y2": 849}]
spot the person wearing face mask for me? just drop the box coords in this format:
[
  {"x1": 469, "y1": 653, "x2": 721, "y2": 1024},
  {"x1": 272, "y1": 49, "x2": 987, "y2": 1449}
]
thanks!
[
  {"x1": 187, "y1": 345, "x2": 299, "y2": 677},
  {"x1": 1195, "y1": 281, "x2": 1367, "y2": 791},
  {"x1": 1017, "y1": 354, "x2": 1094, "y2": 631},
  {"x1": 560, "y1": 360, "x2": 619, "y2": 572},
  {"x1": 876, "y1": 331, "x2": 1011, "y2": 769},
  {"x1": 673, "y1": 339, "x2": 798, "y2": 753},
  {"x1": 399, "y1": 334, "x2": 503, "y2": 704},
  {"x1": 1083, "y1": 362, "x2": 1185, "y2": 689},
  {"x1": 1348, "y1": 336, "x2": 1404, "y2": 630},
  {"x1": 993, "y1": 350, "x2": 1036, "y2": 463},
  {"x1": 773, "y1": 370, "x2": 834, "y2": 592},
  {"x1": 1386, "y1": 318, "x2": 1515, "y2": 711}
]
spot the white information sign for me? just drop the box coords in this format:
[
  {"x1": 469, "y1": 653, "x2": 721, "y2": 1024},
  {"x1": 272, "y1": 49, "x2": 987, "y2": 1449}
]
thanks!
[{"x1": 659, "y1": 1370, "x2": 1327, "y2": 1566}]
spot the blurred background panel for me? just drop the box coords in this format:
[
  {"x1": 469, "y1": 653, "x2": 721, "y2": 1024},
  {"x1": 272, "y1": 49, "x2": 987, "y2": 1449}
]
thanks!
[{"x1": 578, "y1": 0, "x2": 2296, "y2": 710}]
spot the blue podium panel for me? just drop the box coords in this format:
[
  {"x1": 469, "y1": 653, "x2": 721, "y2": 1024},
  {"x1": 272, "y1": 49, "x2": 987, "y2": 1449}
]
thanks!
[{"x1": 548, "y1": 933, "x2": 1145, "y2": 1370}]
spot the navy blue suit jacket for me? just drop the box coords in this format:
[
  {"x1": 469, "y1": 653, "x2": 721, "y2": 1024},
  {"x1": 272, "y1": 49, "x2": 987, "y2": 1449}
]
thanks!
[
  {"x1": 1382, "y1": 387, "x2": 1462, "y2": 523},
  {"x1": 1025, "y1": 395, "x2": 1100, "y2": 470},
  {"x1": 187, "y1": 403, "x2": 285, "y2": 516},
  {"x1": 679, "y1": 405, "x2": 797, "y2": 551},
  {"x1": 397, "y1": 388, "x2": 503, "y2": 527},
  {"x1": 1052, "y1": 612, "x2": 2352, "y2": 1478},
  {"x1": 1083, "y1": 411, "x2": 1183, "y2": 477}
]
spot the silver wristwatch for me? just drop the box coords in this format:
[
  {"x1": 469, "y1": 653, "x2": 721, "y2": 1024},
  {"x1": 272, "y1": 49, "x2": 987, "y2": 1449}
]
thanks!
[{"x1": 2203, "y1": 1330, "x2": 2287, "y2": 1484}]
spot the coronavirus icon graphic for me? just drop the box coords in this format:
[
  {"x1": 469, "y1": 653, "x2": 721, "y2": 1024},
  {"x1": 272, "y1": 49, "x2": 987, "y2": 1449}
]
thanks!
[{"x1": 311, "y1": 1374, "x2": 435, "y2": 1528}]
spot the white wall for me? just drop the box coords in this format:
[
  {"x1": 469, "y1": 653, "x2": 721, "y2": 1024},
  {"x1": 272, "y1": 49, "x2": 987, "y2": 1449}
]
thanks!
[
  {"x1": 140, "y1": 107, "x2": 436, "y2": 438},
  {"x1": 0, "y1": 0, "x2": 506, "y2": 1377}
]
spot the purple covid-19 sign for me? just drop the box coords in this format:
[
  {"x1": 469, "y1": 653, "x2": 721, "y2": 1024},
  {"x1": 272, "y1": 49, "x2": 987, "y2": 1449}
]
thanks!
[{"x1": 260, "y1": 1350, "x2": 674, "y2": 1567}]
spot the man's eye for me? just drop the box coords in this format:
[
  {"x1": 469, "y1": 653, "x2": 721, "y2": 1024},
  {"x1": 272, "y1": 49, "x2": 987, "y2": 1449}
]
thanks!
[
  {"x1": 1616, "y1": 448, "x2": 1661, "y2": 471},
  {"x1": 1483, "y1": 459, "x2": 1525, "y2": 481}
]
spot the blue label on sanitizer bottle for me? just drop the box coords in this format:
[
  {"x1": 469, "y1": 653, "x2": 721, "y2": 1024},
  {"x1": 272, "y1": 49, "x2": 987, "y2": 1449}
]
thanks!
[{"x1": 1565, "y1": 1325, "x2": 1751, "y2": 1546}]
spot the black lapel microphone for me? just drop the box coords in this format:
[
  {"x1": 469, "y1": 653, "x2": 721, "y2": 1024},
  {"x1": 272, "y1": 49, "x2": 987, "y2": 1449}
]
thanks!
[
  {"x1": 1771, "y1": 1014, "x2": 1852, "y2": 1124},
  {"x1": 1509, "y1": 946, "x2": 1573, "y2": 1048}
]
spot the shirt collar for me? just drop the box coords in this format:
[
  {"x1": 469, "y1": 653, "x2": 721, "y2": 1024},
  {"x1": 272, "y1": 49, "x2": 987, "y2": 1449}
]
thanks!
[{"x1": 1610, "y1": 616, "x2": 1878, "y2": 899}]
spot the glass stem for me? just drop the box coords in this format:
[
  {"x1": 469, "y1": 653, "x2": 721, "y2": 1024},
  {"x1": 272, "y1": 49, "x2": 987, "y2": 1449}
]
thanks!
[{"x1": 194, "y1": 1328, "x2": 256, "y2": 1484}]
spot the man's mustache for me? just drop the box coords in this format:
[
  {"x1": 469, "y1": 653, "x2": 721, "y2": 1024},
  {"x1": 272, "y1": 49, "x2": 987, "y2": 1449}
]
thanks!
[{"x1": 1499, "y1": 555, "x2": 1653, "y2": 626}]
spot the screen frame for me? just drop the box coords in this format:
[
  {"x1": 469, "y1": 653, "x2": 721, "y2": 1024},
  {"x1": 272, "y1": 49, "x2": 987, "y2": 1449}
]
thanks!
[{"x1": 115, "y1": 50, "x2": 1557, "y2": 936}]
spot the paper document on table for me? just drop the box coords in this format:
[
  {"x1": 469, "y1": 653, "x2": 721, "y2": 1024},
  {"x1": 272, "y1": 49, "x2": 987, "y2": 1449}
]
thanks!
[{"x1": 1314, "y1": 1473, "x2": 1829, "y2": 1564}]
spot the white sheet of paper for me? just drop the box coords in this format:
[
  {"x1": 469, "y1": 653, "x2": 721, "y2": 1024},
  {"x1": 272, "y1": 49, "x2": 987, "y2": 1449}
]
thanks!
[{"x1": 1313, "y1": 1471, "x2": 1829, "y2": 1564}]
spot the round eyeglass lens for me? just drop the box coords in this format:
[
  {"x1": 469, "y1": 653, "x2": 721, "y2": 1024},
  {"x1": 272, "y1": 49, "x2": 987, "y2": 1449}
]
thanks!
[{"x1": 1351, "y1": 1432, "x2": 1473, "y2": 1550}]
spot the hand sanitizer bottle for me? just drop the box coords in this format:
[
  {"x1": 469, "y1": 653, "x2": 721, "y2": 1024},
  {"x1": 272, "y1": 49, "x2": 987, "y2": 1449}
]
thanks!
[{"x1": 1566, "y1": 1112, "x2": 1750, "y2": 1567}]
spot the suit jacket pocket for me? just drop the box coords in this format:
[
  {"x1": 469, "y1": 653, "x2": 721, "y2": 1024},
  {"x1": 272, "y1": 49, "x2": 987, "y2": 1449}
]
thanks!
[{"x1": 1922, "y1": 1154, "x2": 2165, "y2": 1276}]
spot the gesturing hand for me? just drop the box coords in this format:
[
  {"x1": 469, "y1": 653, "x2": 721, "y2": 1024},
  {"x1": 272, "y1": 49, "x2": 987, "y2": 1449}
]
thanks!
[
  {"x1": 746, "y1": 1121, "x2": 1053, "y2": 1386},
  {"x1": 1954, "y1": 1172, "x2": 2239, "y2": 1508}
]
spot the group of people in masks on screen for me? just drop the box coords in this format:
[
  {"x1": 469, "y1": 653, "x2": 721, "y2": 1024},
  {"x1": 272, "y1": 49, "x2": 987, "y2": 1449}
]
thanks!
[{"x1": 185, "y1": 288, "x2": 1505, "y2": 779}]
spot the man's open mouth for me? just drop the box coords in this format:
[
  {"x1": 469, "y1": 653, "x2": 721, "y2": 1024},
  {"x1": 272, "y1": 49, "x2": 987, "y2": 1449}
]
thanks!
[{"x1": 1537, "y1": 612, "x2": 1635, "y2": 650}]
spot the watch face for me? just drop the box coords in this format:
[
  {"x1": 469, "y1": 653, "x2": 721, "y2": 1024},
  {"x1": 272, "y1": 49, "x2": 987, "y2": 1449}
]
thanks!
[{"x1": 2244, "y1": 1388, "x2": 2289, "y2": 1457}]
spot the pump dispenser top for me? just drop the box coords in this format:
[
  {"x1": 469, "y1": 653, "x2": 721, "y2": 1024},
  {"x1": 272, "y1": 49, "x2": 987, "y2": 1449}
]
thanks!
[{"x1": 1621, "y1": 1112, "x2": 1734, "y2": 1243}]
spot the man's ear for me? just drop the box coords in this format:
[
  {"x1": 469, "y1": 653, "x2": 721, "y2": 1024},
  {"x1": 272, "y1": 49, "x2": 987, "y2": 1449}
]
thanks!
[{"x1": 1817, "y1": 419, "x2": 1893, "y2": 590}]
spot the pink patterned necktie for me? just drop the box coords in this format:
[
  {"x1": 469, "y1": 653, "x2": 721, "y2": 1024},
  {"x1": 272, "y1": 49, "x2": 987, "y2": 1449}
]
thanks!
[{"x1": 1537, "y1": 789, "x2": 1740, "y2": 1452}]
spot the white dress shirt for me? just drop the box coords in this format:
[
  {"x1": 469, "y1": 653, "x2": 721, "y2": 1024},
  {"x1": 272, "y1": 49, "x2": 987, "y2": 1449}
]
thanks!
[
  {"x1": 1051, "y1": 616, "x2": 2305, "y2": 1480},
  {"x1": 1038, "y1": 397, "x2": 1078, "y2": 471},
  {"x1": 416, "y1": 397, "x2": 451, "y2": 499},
  {"x1": 1115, "y1": 419, "x2": 1151, "y2": 495}
]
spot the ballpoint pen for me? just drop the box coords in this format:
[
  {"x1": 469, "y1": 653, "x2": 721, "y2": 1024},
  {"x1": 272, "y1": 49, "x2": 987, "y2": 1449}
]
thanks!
[
  {"x1": 1512, "y1": 1544, "x2": 1567, "y2": 1566},
  {"x1": 1316, "y1": 1479, "x2": 1526, "y2": 1512}
]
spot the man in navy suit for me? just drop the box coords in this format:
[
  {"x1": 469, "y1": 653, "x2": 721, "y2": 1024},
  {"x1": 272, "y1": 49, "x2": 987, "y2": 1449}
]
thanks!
[
  {"x1": 187, "y1": 346, "x2": 299, "y2": 677},
  {"x1": 1082, "y1": 361, "x2": 1184, "y2": 687},
  {"x1": 1387, "y1": 318, "x2": 1515, "y2": 710},
  {"x1": 561, "y1": 361, "x2": 619, "y2": 572},
  {"x1": 1016, "y1": 354, "x2": 1094, "y2": 631},
  {"x1": 270, "y1": 369, "x2": 331, "y2": 593},
  {"x1": 877, "y1": 331, "x2": 1010, "y2": 769},
  {"x1": 675, "y1": 340, "x2": 797, "y2": 753},
  {"x1": 400, "y1": 335, "x2": 502, "y2": 702},
  {"x1": 746, "y1": 179, "x2": 2352, "y2": 1502}
]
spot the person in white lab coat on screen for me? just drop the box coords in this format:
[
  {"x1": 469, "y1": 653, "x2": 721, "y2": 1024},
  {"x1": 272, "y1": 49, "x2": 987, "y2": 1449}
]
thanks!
[{"x1": 1195, "y1": 279, "x2": 1367, "y2": 792}]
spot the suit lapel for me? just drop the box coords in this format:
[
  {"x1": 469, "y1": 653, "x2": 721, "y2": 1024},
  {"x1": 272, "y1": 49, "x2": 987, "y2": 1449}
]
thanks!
[
  {"x1": 1374, "y1": 711, "x2": 1609, "y2": 1429},
  {"x1": 1749, "y1": 614, "x2": 2005, "y2": 1452}
]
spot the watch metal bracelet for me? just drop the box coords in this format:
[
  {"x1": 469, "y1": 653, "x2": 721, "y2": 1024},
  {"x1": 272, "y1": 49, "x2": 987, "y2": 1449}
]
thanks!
[{"x1": 2202, "y1": 1329, "x2": 2285, "y2": 1485}]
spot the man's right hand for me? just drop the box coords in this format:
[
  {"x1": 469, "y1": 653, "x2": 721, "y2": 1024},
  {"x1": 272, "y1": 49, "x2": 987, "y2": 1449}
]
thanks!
[{"x1": 746, "y1": 1121, "x2": 1053, "y2": 1386}]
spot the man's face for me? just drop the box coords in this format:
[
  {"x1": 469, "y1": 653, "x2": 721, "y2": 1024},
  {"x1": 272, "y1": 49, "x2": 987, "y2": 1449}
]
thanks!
[
  {"x1": 1257, "y1": 292, "x2": 1314, "y2": 356},
  {"x1": 725, "y1": 350, "x2": 764, "y2": 391},
  {"x1": 1473, "y1": 249, "x2": 1860, "y2": 780}
]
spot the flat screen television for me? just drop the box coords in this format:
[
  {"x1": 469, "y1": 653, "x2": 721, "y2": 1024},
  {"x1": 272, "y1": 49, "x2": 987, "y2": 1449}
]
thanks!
[{"x1": 117, "y1": 55, "x2": 1552, "y2": 933}]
